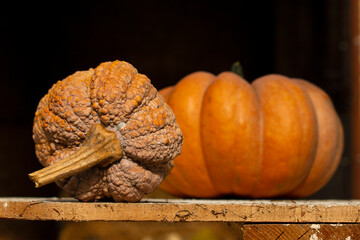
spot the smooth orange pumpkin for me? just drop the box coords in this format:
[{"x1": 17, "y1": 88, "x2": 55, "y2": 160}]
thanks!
[{"x1": 159, "y1": 71, "x2": 344, "y2": 198}]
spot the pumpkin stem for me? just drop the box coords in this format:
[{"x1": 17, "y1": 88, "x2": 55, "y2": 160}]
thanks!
[
  {"x1": 231, "y1": 61, "x2": 244, "y2": 78},
  {"x1": 28, "y1": 124, "x2": 123, "y2": 188}
]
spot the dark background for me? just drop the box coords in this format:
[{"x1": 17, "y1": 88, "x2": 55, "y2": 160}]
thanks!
[{"x1": 0, "y1": 0, "x2": 352, "y2": 238}]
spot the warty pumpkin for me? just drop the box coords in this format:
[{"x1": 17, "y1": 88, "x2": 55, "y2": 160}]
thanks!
[
  {"x1": 29, "y1": 60, "x2": 183, "y2": 202},
  {"x1": 159, "y1": 71, "x2": 344, "y2": 198}
]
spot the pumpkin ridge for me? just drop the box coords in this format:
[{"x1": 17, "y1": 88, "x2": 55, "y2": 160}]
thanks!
[
  {"x1": 281, "y1": 79, "x2": 318, "y2": 194},
  {"x1": 230, "y1": 79, "x2": 241, "y2": 194},
  {"x1": 47, "y1": 74, "x2": 86, "y2": 139},
  {"x1": 276, "y1": 79, "x2": 302, "y2": 193},
  {"x1": 43, "y1": 71, "x2": 95, "y2": 146},
  {"x1": 156, "y1": 89, "x2": 187, "y2": 196},
  {"x1": 250, "y1": 75, "x2": 318, "y2": 197},
  {"x1": 237, "y1": 77, "x2": 263, "y2": 196},
  {"x1": 321, "y1": 120, "x2": 343, "y2": 188},
  {"x1": 248, "y1": 82, "x2": 264, "y2": 197},
  {"x1": 121, "y1": 74, "x2": 157, "y2": 120},
  {"x1": 288, "y1": 80, "x2": 344, "y2": 197},
  {"x1": 199, "y1": 73, "x2": 234, "y2": 195},
  {"x1": 157, "y1": 87, "x2": 187, "y2": 196},
  {"x1": 199, "y1": 72, "x2": 263, "y2": 196},
  {"x1": 167, "y1": 72, "x2": 218, "y2": 197},
  {"x1": 199, "y1": 77, "x2": 220, "y2": 195},
  {"x1": 35, "y1": 70, "x2": 100, "y2": 169},
  {"x1": 90, "y1": 60, "x2": 139, "y2": 126},
  {"x1": 189, "y1": 74, "x2": 219, "y2": 196}
]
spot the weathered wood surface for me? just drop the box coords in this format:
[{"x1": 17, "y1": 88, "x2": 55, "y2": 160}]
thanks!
[
  {"x1": 58, "y1": 222, "x2": 360, "y2": 240},
  {"x1": 0, "y1": 198, "x2": 359, "y2": 222},
  {"x1": 243, "y1": 224, "x2": 360, "y2": 239}
]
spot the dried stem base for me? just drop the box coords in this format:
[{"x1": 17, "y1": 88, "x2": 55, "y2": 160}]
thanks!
[{"x1": 29, "y1": 124, "x2": 123, "y2": 188}]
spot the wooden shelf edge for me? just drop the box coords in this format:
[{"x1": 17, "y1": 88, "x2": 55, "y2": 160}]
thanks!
[{"x1": 0, "y1": 197, "x2": 359, "y2": 222}]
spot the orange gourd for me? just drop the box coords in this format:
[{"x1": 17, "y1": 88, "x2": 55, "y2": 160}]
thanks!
[{"x1": 159, "y1": 70, "x2": 344, "y2": 198}]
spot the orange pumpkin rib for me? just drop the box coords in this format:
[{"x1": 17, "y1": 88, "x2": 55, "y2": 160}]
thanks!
[
  {"x1": 158, "y1": 86, "x2": 186, "y2": 197},
  {"x1": 251, "y1": 74, "x2": 318, "y2": 197},
  {"x1": 288, "y1": 79, "x2": 344, "y2": 197},
  {"x1": 200, "y1": 72, "x2": 262, "y2": 195},
  {"x1": 160, "y1": 72, "x2": 218, "y2": 197}
]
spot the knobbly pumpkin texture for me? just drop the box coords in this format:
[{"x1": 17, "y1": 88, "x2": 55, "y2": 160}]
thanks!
[
  {"x1": 31, "y1": 60, "x2": 183, "y2": 202},
  {"x1": 159, "y1": 71, "x2": 344, "y2": 198}
]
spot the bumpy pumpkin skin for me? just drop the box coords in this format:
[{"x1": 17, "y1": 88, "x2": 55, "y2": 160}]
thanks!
[
  {"x1": 33, "y1": 60, "x2": 183, "y2": 202},
  {"x1": 159, "y1": 71, "x2": 343, "y2": 198}
]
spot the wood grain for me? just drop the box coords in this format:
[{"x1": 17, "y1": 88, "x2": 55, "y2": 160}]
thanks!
[
  {"x1": 352, "y1": 0, "x2": 360, "y2": 200},
  {"x1": 0, "y1": 198, "x2": 359, "y2": 222},
  {"x1": 243, "y1": 224, "x2": 360, "y2": 239}
]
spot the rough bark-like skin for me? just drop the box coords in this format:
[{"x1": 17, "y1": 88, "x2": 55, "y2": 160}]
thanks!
[{"x1": 33, "y1": 60, "x2": 183, "y2": 202}]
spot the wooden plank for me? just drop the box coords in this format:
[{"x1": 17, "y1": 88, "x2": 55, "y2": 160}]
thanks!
[
  {"x1": 352, "y1": 0, "x2": 360, "y2": 199},
  {"x1": 0, "y1": 198, "x2": 359, "y2": 222},
  {"x1": 57, "y1": 222, "x2": 360, "y2": 240},
  {"x1": 59, "y1": 222, "x2": 243, "y2": 240},
  {"x1": 243, "y1": 224, "x2": 360, "y2": 240}
]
